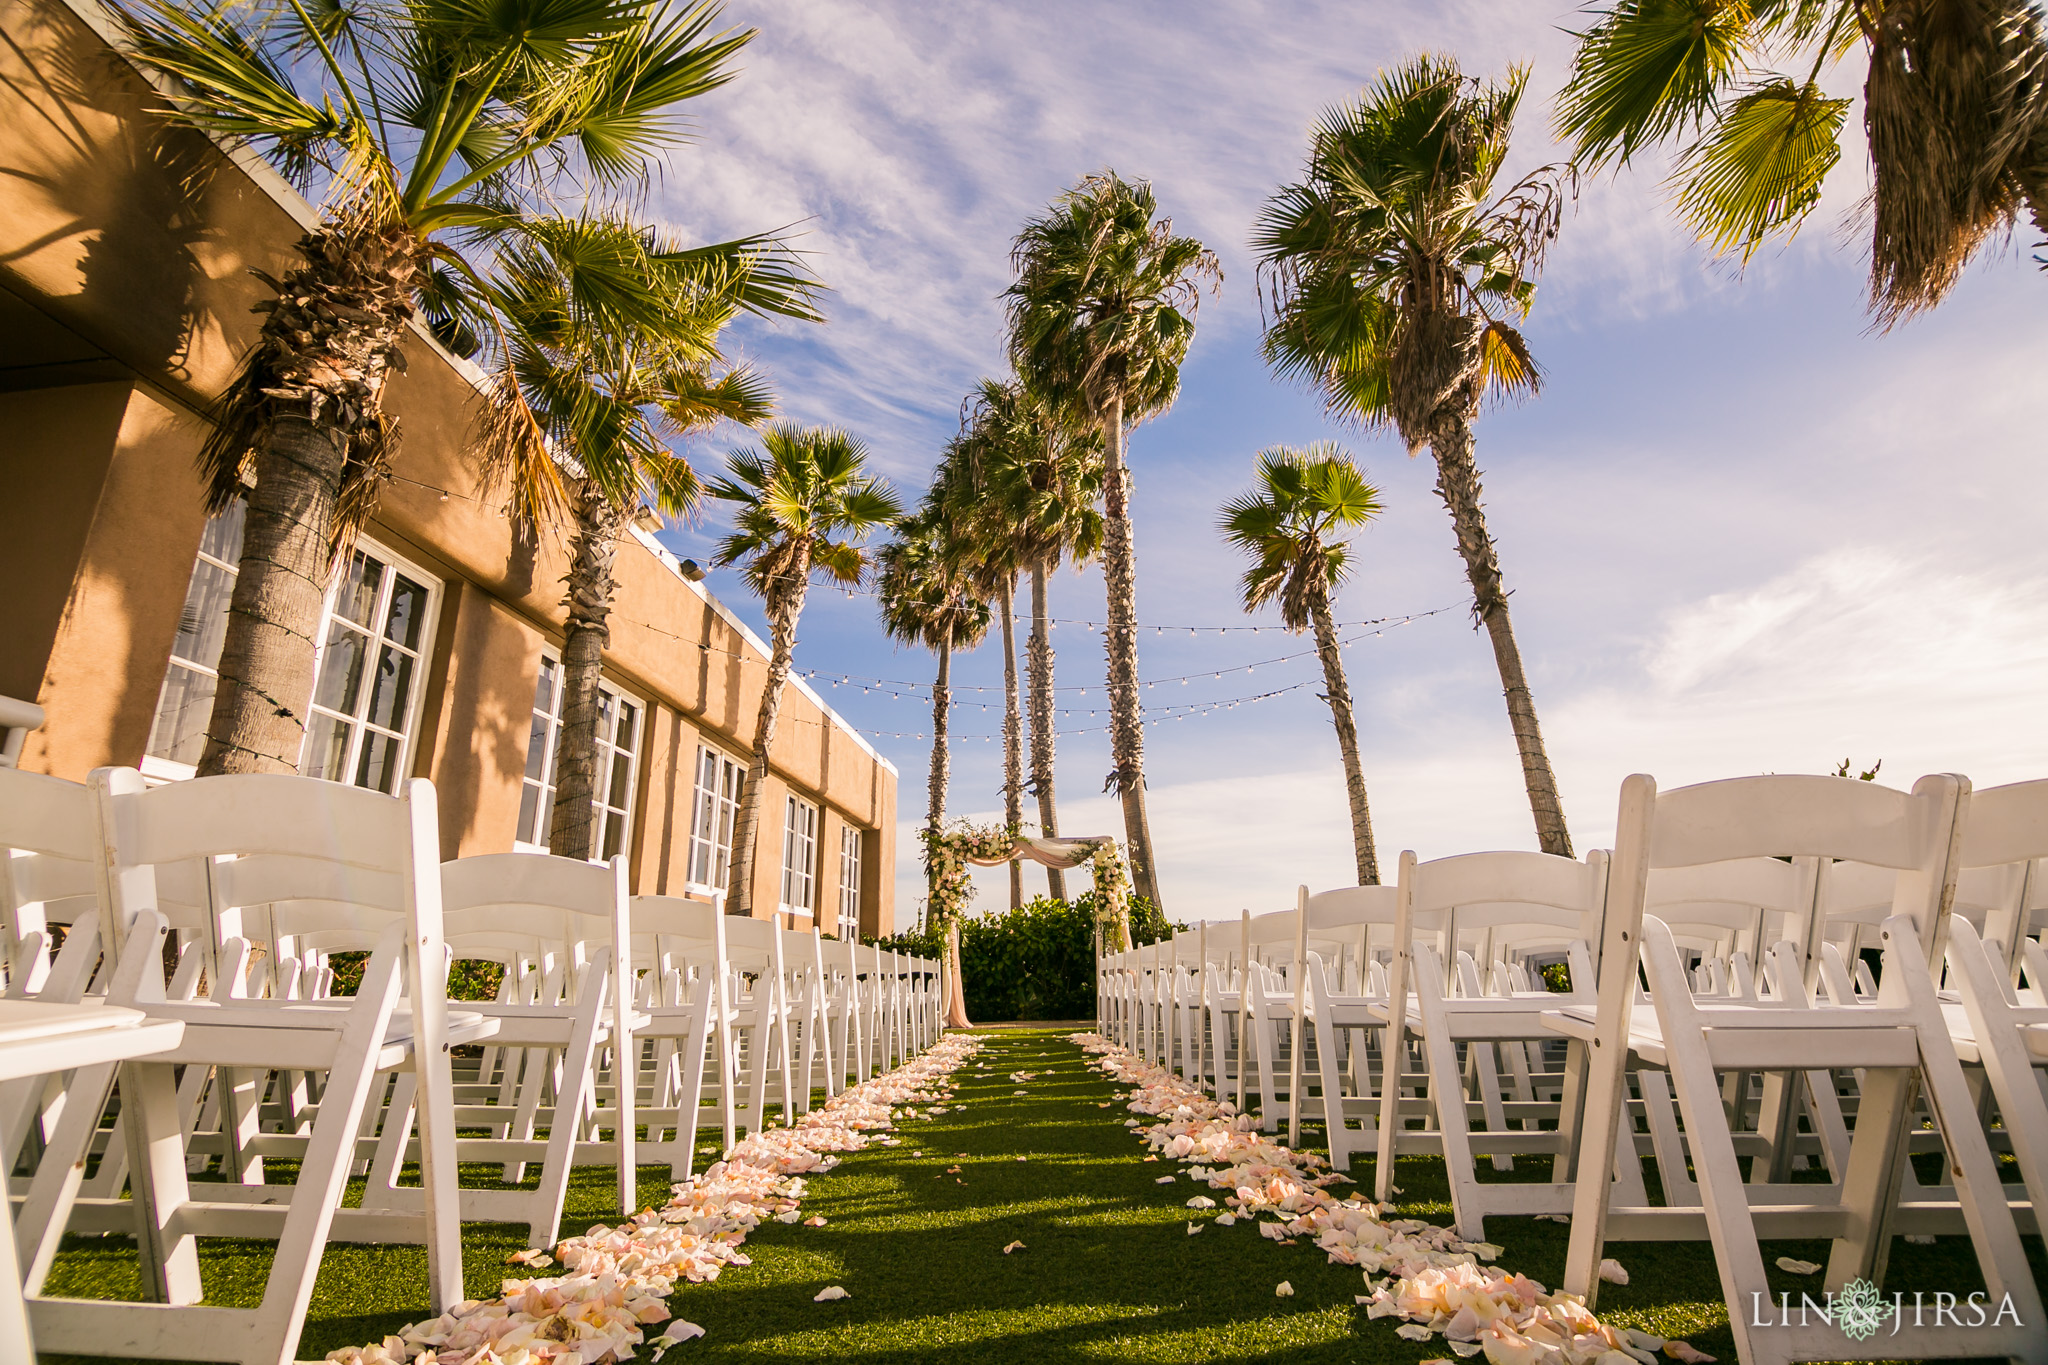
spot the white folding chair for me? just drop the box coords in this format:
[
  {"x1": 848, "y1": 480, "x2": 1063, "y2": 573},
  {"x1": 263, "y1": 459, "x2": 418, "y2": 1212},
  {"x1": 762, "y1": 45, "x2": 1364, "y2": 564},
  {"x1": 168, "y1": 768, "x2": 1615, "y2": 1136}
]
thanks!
[
  {"x1": 1371, "y1": 851, "x2": 1614, "y2": 1237},
  {"x1": 347, "y1": 852, "x2": 643, "y2": 1247},
  {"x1": 19, "y1": 769, "x2": 491, "y2": 1365},
  {"x1": 1556, "y1": 772, "x2": 2044, "y2": 1365},
  {"x1": 1297, "y1": 884, "x2": 1400, "y2": 1170}
]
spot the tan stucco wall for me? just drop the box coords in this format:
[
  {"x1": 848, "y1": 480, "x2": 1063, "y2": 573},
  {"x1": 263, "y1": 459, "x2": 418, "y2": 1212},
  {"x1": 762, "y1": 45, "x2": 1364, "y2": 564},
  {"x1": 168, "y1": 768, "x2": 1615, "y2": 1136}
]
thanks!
[
  {"x1": 0, "y1": 381, "x2": 132, "y2": 705},
  {"x1": 13, "y1": 384, "x2": 212, "y2": 780}
]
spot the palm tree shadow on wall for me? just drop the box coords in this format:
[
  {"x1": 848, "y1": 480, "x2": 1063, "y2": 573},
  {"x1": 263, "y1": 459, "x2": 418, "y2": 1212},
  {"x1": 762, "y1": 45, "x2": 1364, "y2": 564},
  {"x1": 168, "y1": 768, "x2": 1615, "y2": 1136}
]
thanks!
[{"x1": 1, "y1": 12, "x2": 214, "y2": 387}]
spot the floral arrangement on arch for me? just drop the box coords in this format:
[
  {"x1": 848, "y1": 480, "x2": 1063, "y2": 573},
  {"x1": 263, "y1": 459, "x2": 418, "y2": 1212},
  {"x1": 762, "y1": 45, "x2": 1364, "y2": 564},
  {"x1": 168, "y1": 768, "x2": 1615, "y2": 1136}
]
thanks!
[
  {"x1": 919, "y1": 821, "x2": 1019, "y2": 931},
  {"x1": 918, "y1": 820, "x2": 1131, "y2": 949},
  {"x1": 1086, "y1": 839, "x2": 1131, "y2": 950}
]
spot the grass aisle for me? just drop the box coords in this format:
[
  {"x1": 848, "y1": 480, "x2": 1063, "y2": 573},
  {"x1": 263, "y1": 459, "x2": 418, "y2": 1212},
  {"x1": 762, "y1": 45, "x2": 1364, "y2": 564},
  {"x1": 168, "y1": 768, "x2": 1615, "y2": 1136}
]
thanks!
[{"x1": 665, "y1": 1027, "x2": 1442, "y2": 1364}]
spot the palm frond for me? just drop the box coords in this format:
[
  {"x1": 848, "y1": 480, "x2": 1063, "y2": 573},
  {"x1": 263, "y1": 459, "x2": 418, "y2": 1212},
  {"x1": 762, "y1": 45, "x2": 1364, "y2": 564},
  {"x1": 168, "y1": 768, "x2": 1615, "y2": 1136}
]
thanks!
[
  {"x1": 1554, "y1": 0, "x2": 1761, "y2": 167},
  {"x1": 1477, "y1": 321, "x2": 1542, "y2": 401},
  {"x1": 1670, "y1": 77, "x2": 1848, "y2": 259}
]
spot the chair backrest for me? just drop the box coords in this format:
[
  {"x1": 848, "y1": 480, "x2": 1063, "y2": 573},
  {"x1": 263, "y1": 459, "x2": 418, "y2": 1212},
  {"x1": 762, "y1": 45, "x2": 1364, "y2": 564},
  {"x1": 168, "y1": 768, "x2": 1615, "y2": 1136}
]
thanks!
[
  {"x1": 1, "y1": 767, "x2": 100, "y2": 989},
  {"x1": 1604, "y1": 773, "x2": 1967, "y2": 1025},
  {"x1": 439, "y1": 853, "x2": 630, "y2": 1005},
  {"x1": 723, "y1": 912, "x2": 783, "y2": 982},
  {"x1": 1646, "y1": 855, "x2": 1817, "y2": 963},
  {"x1": 1957, "y1": 778, "x2": 2048, "y2": 952},
  {"x1": 1402, "y1": 850, "x2": 1609, "y2": 990},
  {"x1": 1300, "y1": 884, "x2": 1399, "y2": 992},
  {"x1": 93, "y1": 769, "x2": 447, "y2": 1051}
]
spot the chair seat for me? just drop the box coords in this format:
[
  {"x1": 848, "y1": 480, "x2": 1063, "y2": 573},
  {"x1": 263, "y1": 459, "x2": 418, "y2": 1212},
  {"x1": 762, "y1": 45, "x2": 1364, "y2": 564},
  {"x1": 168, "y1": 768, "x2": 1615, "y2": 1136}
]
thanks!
[
  {"x1": 138, "y1": 998, "x2": 499, "y2": 1049},
  {"x1": 0, "y1": 998, "x2": 144, "y2": 1044},
  {"x1": 1543, "y1": 1005, "x2": 1670, "y2": 1066},
  {"x1": 1939, "y1": 999, "x2": 2048, "y2": 1064}
]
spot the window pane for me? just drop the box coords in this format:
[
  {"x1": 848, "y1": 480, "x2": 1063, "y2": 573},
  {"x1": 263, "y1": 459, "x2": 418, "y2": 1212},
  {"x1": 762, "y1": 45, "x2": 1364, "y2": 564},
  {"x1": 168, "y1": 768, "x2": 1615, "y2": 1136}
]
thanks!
[
  {"x1": 334, "y1": 552, "x2": 383, "y2": 628},
  {"x1": 366, "y1": 645, "x2": 414, "y2": 730},
  {"x1": 524, "y1": 715, "x2": 551, "y2": 782},
  {"x1": 170, "y1": 558, "x2": 235, "y2": 668},
  {"x1": 355, "y1": 729, "x2": 400, "y2": 794},
  {"x1": 602, "y1": 810, "x2": 625, "y2": 861},
  {"x1": 313, "y1": 621, "x2": 368, "y2": 715},
  {"x1": 615, "y1": 702, "x2": 639, "y2": 752},
  {"x1": 517, "y1": 783, "x2": 541, "y2": 845},
  {"x1": 198, "y1": 500, "x2": 247, "y2": 564},
  {"x1": 608, "y1": 751, "x2": 632, "y2": 809},
  {"x1": 384, "y1": 575, "x2": 429, "y2": 650},
  {"x1": 301, "y1": 712, "x2": 352, "y2": 781},
  {"x1": 146, "y1": 663, "x2": 215, "y2": 765},
  {"x1": 535, "y1": 657, "x2": 558, "y2": 716}
]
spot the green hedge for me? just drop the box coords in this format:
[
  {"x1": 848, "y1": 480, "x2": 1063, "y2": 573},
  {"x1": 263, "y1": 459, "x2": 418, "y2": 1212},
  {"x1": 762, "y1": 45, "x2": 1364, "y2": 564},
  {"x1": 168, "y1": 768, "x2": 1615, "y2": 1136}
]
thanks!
[{"x1": 868, "y1": 893, "x2": 1180, "y2": 1022}]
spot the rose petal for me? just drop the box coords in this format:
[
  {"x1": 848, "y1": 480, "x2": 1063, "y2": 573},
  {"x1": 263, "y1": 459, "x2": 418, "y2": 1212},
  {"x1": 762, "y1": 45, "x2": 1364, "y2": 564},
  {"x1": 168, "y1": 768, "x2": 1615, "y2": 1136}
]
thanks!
[
  {"x1": 1275, "y1": 1281, "x2": 1295, "y2": 1297},
  {"x1": 1599, "y1": 1258, "x2": 1630, "y2": 1285},
  {"x1": 1774, "y1": 1257, "x2": 1821, "y2": 1275},
  {"x1": 813, "y1": 1285, "x2": 850, "y2": 1302}
]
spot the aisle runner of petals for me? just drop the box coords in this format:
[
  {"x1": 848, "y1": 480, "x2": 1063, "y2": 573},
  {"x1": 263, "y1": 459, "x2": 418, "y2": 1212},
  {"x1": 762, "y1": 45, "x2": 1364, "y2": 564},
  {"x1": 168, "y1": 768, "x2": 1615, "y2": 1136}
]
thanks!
[
  {"x1": 1071, "y1": 1034, "x2": 1715, "y2": 1365},
  {"x1": 329, "y1": 1034, "x2": 985, "y2": 1364}
]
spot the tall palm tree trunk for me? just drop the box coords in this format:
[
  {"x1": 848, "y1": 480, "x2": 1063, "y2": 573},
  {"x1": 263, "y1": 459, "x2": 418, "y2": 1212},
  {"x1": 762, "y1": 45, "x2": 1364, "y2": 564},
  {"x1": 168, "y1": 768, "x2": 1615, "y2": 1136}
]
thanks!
[
  {"x1": 930, "y1": 629, "x2": 971, "y2": 1027},
  {"x1": 199, "y1": 418, "x2": 347, "y2": 776},
  {"x1": 547, "y1": 484, "x2": 629, "y2": 862},
  {"x1": 1098, "y1": 392, "x2": 1164, "y2": 910},
  {"x1": 1307, "y1": 593, "x2": 1379, "y2": 884},
  {"x1": 998, "y1": 576, "x2": 1024, "y2": 908},
  {"x1": 1428, "y1": 407, "x2": 1572, "y2": 858},
  {"x1": 927, "y1": 632, "x2": 952, "y2": 848},
  {"x1": 728, "y1": 572, "x2": 810, "y2": 918},
  {"x1": 197, "y1": 224, "x2": 416, "y2": 777},
  {"x1": 1028, "y1": 559, "x2": 1067, "y2": 902}
]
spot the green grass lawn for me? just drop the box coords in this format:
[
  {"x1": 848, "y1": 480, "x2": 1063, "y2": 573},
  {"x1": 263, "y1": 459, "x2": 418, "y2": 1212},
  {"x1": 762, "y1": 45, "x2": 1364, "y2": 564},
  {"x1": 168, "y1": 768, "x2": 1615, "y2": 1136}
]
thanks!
[{"x1": 35, "y1": 1028, "x2": 2047, "y2": 1364}]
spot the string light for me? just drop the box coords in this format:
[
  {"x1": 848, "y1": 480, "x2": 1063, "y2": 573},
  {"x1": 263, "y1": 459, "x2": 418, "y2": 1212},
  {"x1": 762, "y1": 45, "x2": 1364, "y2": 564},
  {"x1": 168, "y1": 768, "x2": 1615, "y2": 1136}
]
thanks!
[{"x1": 794, "y1": 610, "x2": 1453, "y2": 697}]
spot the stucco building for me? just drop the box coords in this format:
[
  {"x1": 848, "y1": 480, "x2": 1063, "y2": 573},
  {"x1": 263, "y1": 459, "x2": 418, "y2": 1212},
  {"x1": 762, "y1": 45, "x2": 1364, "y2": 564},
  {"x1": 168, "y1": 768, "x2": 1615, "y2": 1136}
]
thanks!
[{"x1": 0, "y1": 0, "x2": 896, "y2": 935}]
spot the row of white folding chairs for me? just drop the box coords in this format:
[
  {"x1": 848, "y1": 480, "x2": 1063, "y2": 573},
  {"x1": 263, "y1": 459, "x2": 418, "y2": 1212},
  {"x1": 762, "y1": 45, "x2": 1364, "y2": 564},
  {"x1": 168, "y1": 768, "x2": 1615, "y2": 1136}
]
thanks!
[
  {"x1": 1106, "y1": 772, "x2": 2048, "y2": 1365},
  {"x1": 0, "y1": 762, "x2": 943, "y2": 1365}
]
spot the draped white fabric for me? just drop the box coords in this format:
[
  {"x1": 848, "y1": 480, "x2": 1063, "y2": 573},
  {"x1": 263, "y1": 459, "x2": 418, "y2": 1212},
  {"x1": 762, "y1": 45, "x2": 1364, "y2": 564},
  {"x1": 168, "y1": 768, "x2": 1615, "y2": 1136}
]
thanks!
[{"x1": 959, "y1": 835, "x2": 1114, "y2": 871}]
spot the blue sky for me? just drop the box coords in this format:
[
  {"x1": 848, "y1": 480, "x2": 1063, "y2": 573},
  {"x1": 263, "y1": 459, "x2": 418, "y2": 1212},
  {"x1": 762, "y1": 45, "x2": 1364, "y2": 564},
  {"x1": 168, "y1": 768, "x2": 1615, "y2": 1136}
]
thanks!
[{"x1": 643, "y1": 0, "x2": 2048, "y2": 929}]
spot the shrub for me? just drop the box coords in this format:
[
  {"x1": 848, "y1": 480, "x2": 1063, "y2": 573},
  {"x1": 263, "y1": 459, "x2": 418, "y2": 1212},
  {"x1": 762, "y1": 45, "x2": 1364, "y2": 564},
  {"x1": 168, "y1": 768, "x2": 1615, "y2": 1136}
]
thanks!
[
  {"x1": 867, "y1": 893, "x2": 1180, "y2": 1021},
  {"x1": 323, "y1": 953, "x2": 503, "y2": 1001}
]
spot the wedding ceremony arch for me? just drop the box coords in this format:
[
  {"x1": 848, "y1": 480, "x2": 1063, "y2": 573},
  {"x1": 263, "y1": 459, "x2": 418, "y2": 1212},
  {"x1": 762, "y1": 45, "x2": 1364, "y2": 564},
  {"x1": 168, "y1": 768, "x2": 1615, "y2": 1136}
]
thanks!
[{"x1": 920, "y1": 822, "x2": 1131, "y2": 1027}]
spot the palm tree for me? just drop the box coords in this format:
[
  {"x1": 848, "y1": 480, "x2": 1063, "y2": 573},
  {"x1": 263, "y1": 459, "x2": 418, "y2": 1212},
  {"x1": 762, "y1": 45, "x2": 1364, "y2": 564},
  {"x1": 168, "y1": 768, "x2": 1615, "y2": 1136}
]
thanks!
[
  {"x1": 1555, "y1": 0, "x2": 2048, "y2": 323},
  {"x1": 876, "y1": 501, "x2": 991, "y2": 1024},
  {"x1": 485, "y1": 224, "x2": 820, "y2": 862},
  {"x1": 1255, "y1": 56, "x2": 1576, "y2": 858},
  {"x1": 1220, "y1": 445, "x2": 1387, "y2": 884},
  {"x1": 1006, "y1": 173, "x2": 1220, "y2": 911},
  {"x1": 707, "y1": 427, "x2": 903, "y2": 917},
  {"x1": 962, "y1": 378, "x2": 1104, "y2": 902},
  {"x1": 930, "y1": 410, "x2": 1025, "y2": 908},
  {"x1": 118, "y1": 0, "x2": 760, "y2": 778}
]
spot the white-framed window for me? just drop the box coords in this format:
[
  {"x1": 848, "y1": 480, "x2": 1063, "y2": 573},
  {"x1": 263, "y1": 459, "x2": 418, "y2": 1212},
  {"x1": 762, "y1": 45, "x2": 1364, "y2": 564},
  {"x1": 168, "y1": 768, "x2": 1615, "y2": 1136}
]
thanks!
[
  {"x1": 837, "y1": 824, "x2": 863, "y2": 939},
  {"x1": 516, "y1": 654, "x2": 643, "y2": 861},
  {"x1": 144, "y1": 502, "x2": 246, "y2": 773},
  {"x1": 687, "y1": 745, "x2": 745, "y2": 894},
  {"x1": 780, "y1": 795, "x2": 817, "y2": 914},
  {"x1": 145, "y1": 511, "x2": 441, "y2": 792},
  {"x1": 299, "y1": 546, "x2": 438, "y2": 794}
]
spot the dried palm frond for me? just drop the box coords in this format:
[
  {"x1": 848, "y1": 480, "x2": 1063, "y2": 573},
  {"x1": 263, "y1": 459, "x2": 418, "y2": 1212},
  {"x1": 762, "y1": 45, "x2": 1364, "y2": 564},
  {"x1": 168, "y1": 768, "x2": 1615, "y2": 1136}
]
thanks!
[{"x1": 1867, "y1": 0, "x2": 2048, "y2": 323}]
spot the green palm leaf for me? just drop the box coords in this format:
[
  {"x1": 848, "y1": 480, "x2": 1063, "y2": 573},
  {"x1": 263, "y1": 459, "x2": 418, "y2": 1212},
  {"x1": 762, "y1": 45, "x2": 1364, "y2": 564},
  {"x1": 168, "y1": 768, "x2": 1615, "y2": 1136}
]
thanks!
[{"x1": 1670, "y1": 78, "x2": 1848, "y2": 258}]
